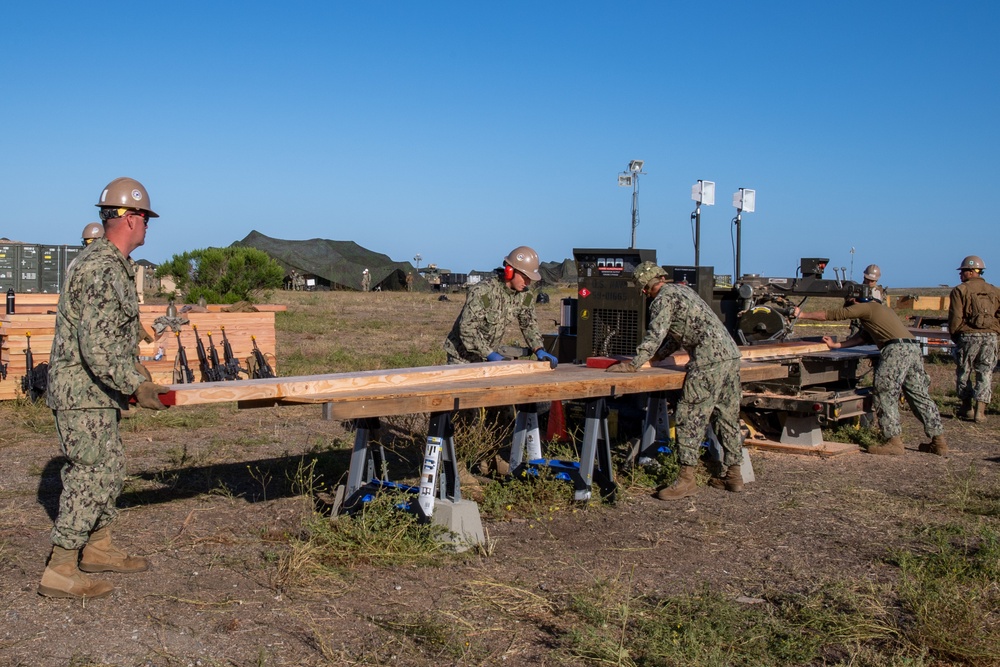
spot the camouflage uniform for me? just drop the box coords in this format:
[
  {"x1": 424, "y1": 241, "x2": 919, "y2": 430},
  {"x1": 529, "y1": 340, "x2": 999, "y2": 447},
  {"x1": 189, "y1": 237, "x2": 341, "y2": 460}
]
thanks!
[
  {"x1": 46, "y1": 238, "x2": 146, "y2": 549},
  {"x1": 948, "y1": 275, "x2": 1000, "y2": 403},
  {"x1": 825, "y1": 302, "x2": 943, "y2": 440},
  {"x1": 444, "y1": 276, "x2": 543, "y2": 364},
  {"x1": 632, "y1": 283, "x2": 744, "y2": 468}
]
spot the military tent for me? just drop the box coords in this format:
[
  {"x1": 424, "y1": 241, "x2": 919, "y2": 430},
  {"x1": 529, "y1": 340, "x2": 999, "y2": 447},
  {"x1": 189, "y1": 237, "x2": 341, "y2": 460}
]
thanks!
[
  {"x1": 539, "y1": 259, "x2": 577, "y2": 286},
  {"x1": 233, "y1": 230, "x2": 425, "y2": 291}
]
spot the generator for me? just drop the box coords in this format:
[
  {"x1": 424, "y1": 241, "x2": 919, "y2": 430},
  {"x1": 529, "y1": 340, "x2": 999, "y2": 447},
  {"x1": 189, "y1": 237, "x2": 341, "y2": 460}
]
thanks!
[
  {"x1": 548, "y1": 250, "x2": 877, "y2": 447},
  {"x1": 571, "y1": 247, "x2": 657, "y2": 363}
]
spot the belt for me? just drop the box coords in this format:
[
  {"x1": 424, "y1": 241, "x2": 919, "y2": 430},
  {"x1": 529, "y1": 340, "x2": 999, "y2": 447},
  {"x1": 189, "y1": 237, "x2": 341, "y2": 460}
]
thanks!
[{"x1": 882, "y1": 338, "x2": 920, "y2": 347}]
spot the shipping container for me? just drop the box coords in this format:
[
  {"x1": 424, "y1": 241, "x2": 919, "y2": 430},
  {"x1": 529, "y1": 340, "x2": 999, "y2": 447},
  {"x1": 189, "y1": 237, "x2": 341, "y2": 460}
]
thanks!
[
  {"x1": 15, "y1": 244, "x2": 40, "y2": 293},
  {"x1": 63, "y1": 246, "x2": 82, "y2": 276},
  {"x1": 40, "y1": 245, "x2": 62, "y2": 293},
  {"x1": 0, "y1": 244, "x2": 15, "y2": 291}
]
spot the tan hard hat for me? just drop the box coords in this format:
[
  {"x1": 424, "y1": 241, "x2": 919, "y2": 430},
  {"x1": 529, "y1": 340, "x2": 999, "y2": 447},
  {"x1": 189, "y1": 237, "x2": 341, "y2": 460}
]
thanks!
[
  {"x1": 958, "y1": 255, "x2": 985, "y2": 271},
  {"x1": 96, "y1": 177, "x2": 159, "y2": 217},
  {"x1": 633, "y1": 261, "x2": 668, "y2": 292},
  {"x1": 82, "y1": 222, "x2": 104, "y2": 241},
  {"x1": 863, "y1": 264, "x2": 881, "y2": 281},
  {"x1": 504, "y1": 246, "x2": 542, "y2": 281}
]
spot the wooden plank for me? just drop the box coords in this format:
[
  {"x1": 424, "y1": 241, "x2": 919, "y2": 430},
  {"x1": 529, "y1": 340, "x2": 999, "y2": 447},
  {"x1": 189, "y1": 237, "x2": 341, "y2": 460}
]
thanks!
[
  {"x1": 159, "y1": 359, "x2": 788, "y2": 419},
  {"x1": 746, "y1": 437, "x2": 860, "y2": 458},
  {"x1": 161, "y1": 360, "x2": 557, "y2": 406},
  {"x1": 139, "y1": 304, "x2": 287, "y2": 313}
]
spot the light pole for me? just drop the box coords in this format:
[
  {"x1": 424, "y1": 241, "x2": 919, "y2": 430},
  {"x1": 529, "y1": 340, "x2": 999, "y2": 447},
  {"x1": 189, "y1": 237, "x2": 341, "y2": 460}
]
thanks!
[
  {"x1": 413, "y1": 253, "x2": 422, "y2": 271},
  {"x1": 690, "y1": 180, "x2": 716, "y2": 267},
  {"x1": 732, "y1": 188, "x2": 756, "y2": 280},
  {"x1": 618, "y1": 160, "x2": 645, "y2": 248}
]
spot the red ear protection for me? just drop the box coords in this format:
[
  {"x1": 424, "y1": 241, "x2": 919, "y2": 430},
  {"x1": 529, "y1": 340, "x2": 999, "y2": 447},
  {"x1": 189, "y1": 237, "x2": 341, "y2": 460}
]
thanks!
[{"x1": 504, "y1": 264, "x2": 514, "y2": 281}]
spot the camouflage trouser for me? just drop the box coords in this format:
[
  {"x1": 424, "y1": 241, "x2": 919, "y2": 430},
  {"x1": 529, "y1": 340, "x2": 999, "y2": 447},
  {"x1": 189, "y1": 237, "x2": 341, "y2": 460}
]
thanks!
[
  {"x1": 675, "y1": 358, "x2": 743, "y2": 467},
  {"x1": 955, "y1": 332, "x2": 998, "y2": 403},
  {"x1": 873, "y1": 342, "x2": 943, "y2": 439},
  {"x1": 51, "y1": 408, "x2": 125, "y2": 549}
]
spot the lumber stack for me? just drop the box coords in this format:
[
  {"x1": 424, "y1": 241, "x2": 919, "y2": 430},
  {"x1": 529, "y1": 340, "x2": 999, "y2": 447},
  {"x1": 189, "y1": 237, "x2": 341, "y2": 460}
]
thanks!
[
  {"x1": 5, "y1": 293, "x2": 287, "y2": 315},
  {"x1": 894, "y1": 295, "x2": 949, "y2": 311},
  {"x1": 0, "y1": 311, "x2": 277, "y2": 400}
]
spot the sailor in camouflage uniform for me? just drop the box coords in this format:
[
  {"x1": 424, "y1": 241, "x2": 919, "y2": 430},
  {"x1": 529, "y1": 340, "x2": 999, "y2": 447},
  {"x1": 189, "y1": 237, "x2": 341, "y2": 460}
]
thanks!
[
  {"x1": 38, "y1": 178, "x2": 170, "y2": 600},
  {"x1": 948, "y1": 255, "x2": 1000, "y2": 423},
  {"x1": 444, "y1": 246, "x2": 558, "y2": 367},
  {"x1": 794, "y1": 296, "x2": 947, "y2": 456},
  {"x1": 608, "y1": 261, "x2": 745, "y2": 499}
]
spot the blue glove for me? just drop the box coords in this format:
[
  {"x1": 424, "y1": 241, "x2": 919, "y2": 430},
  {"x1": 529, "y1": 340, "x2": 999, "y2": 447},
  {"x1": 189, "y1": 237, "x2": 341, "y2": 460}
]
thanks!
[
  {"x1": 535, "y1": 349, "x2": 558, "y2": 368},
  {"x1": 486, "y1": 352, "x2": 505, "y2": 362}
]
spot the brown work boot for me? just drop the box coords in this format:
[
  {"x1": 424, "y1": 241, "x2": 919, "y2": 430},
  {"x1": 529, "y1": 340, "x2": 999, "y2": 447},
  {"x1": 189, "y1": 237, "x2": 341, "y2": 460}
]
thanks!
[
  {"x1": 918, "y1": 434, "x2": 948, "y2": 456},
  {"x1": 38, "y1": 546, "x2": 114, "y2": 599},
  {"x1": 975, "y1": 401, "x2": 988, "y2": 423},
  {"x1": 79, "y1": 525, "x2": 149, "y2": 574},
  {"x1": 867, "y1": 436, "x2": 905, "y2": 456},
  {"x1": 655, "y1": 465, "x2": 698, "y2": 501},
  {"x1": 957, "y1": 397, "x2": 974, "y2": 421},
  {"x1": 708, "y1": 465, "x2": 745, "y2": 493}
]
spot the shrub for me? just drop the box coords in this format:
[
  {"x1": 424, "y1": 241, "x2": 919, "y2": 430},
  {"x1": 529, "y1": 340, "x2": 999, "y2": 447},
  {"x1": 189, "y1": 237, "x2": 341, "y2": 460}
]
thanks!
[{"x1": 156, "y1": 246, "x2": 283, "y2": 304}]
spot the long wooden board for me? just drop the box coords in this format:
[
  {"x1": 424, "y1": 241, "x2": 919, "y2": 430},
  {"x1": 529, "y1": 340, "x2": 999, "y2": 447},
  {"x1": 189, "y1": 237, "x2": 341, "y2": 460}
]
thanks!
[
  {"x1": 158, "y1": 360, "x2": 789, "y2": 422},
  {"x1": 161, "y1": 360, "x2": 556, "y2": 407},
  {"x1": 649, "y1": 340, "x2": 833, "y2": 368}
]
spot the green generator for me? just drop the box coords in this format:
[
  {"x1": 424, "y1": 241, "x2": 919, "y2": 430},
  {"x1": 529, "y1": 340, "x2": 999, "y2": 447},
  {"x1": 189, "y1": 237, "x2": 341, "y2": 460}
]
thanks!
[{"x1": 572, "y1": 248, "x2": 657, "y2": 362}]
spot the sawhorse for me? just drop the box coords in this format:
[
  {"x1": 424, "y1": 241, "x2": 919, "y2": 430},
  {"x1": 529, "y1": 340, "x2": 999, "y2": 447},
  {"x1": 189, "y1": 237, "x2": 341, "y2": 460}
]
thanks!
[
  {"x1": 631, "y1": 391, "x2": 755, "y2": 483},
  {"x1": 338, "y1": 411, "x2": 485, "y2": 549},
  {"x1": 509, "y1": 399, "x2": 617, "y2": 503}
]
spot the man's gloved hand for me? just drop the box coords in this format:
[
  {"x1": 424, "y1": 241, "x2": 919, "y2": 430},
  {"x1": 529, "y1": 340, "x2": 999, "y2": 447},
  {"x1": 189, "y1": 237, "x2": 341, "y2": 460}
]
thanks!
[
  {"x1": 606, "y1": 361, "x2": 637, "y2": 373},
  {"x1": 135, "y1": 381, "x2": 170, "y2": 410},
  {"x1": 535, "y1": 349, "x2": 558, "y2": 368},
  {"x1": 486, "y1": 352, "x2": 505, "y2": 362},
  {"x1": 135, "y1": 362, "x2": 153, "y2": 383}
]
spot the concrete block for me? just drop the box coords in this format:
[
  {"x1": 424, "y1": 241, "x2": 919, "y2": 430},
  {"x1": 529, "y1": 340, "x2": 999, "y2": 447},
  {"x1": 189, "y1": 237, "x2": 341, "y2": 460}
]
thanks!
[
  {"x1": 780, "y1": 414, "x2": 824, "y2": 446},
  {"x1": 431, "y1": 499, "x2": 485, "y2": 552}
]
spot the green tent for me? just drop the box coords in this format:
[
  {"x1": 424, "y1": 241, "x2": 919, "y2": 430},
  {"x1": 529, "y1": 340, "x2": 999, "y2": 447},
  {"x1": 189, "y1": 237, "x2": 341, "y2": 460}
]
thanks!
[{"x1": 233, "y1": 230, "x2": 425, "y2": 291}]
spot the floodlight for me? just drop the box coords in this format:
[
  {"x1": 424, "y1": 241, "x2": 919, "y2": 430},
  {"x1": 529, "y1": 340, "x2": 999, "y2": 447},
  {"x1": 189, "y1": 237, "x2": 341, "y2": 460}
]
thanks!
[
  {"x1": 733, "y1": 188, "x2": 756, "y2": 213},
  {"x1": 618, "y1": 173, "x2": 633, "y2": 187},
  {"x1": 629, "y1": 159, "x2": 644, "y2": 173},
  {"x1": 691, "y1": 180, "x2": 715, "y2": 206}
]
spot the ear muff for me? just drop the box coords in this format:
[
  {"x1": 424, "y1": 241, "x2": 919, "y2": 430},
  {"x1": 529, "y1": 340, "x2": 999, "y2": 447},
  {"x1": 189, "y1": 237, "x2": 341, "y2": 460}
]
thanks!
[{"x1": 504, "y1": 263, "x2": 515, "y2": 281}]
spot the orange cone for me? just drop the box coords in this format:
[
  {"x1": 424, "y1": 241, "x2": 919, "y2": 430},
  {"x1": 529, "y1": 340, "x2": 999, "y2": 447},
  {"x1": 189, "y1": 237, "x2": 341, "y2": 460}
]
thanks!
[{"x1": 546, "y1": 400, "x2": 568, "y2": 442}]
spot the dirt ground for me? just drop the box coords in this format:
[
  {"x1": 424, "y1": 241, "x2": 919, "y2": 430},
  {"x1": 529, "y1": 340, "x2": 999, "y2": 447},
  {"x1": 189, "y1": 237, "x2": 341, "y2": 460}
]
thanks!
[{"x1": 2, "y1": 291, "x2": 998, "y2": 666}]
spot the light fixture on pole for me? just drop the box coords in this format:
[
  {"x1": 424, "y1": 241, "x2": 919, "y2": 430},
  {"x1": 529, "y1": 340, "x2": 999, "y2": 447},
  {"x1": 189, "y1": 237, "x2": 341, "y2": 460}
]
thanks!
[
  {"x1": 618, "y1": 159, "x2": 645, "y2": 248},
  {"x1": 690, "y1": 180, "x2": 715, "y2": 267},
  {"x1": 732, "y1": 188, "x2": 755, "y2": 280},
  {"x1": 413, "y1": 253, "x2": 422, "y2": 271}
]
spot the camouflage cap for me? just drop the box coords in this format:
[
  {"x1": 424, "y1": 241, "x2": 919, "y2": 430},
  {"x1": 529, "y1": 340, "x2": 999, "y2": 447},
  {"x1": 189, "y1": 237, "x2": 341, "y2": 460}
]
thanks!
[{"x1": 632, "y1": 261, "x2": 667, "y2": 292}]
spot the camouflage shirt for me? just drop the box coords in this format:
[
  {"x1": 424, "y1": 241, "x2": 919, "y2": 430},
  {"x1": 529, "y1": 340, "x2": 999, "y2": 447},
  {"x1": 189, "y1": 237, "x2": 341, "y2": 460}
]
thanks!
[
  {"x1": 46, "y1": 238, "x2": 146, "y2": 410},
  {"x1": 444, "y1": 276, "x2": 543, "y2": 363},
  {"x1": 633, "y1": 283, "x2": 740, "y2": 369}
]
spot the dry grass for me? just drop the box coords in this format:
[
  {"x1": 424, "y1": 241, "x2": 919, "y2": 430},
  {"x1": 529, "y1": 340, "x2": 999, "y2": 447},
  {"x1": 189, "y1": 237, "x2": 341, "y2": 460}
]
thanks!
[{"x1": 274, "y1": 288, "x2": 565, "y2": 377}]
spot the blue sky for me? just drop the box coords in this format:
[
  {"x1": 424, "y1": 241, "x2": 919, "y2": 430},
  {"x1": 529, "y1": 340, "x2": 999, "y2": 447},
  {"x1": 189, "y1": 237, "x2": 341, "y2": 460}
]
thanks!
[{"x1": 1, "y1": 2, "x2": 996, "y2": 288}]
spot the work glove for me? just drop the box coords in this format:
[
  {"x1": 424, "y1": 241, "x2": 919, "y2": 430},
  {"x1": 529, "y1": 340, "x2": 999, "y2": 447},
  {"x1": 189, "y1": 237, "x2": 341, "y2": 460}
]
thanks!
[
  {"x1": 535, "y1": 349, "x2": 558, "y2": 368},
  {"x1": 606, "y1": 361, "x2": 637, "y2": 373},
  {"x1": 486, "y1": 352, "x2": 505, "y2": 362},
  {"x1": 135, "y1": 362, "x2": 153, "y2": 383},
  {"x1": 135, "y1": 381, "x2": 170, "y2": 410}
]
